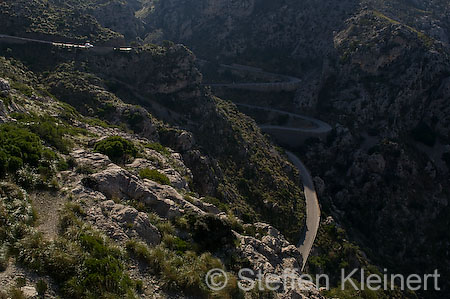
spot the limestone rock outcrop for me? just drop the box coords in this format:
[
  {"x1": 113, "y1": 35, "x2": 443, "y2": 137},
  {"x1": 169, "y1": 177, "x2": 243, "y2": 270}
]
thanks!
[
  {"x1": 87, "y1": 200, "x2": 161, "y2": 246},
  {"x1": 236, "y1": 223, "x2": 323, "y2": 298},
  {"x1": 83, "y1": 164, "x2": 181, "y2": 219}
]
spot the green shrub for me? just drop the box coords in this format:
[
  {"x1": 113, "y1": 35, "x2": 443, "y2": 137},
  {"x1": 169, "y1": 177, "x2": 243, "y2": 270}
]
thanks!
[
  {"x1": 0, "y1": 249, "x2": 8, "y2": 271},
  {"x1": 163, "y1": 235, "x2": 191, "y2": 254},
  {"x1": 30, "y1": 120, "x2": 71, "y2": 153},
  {"x1": 84, "y1": 117, "x2": 115, "y2": 129},
  {"x1": 0, "y1": 121, "x2": 62, "y2": 188},
  {"x1": 0, "y1": 183, "x2": 35, "y2": 245},
  {"x1": 36, "y1": 280, "x2": 47, "y2": 296},
  {"x1": 0, "y1": 124, "x2": 43, "y2": 174},
  {"x1": 76, "y1": 164, "x2": 94, "y2": 175},
  {"x1": 94, "y1": 136, "x2": 137, "y2": 163},
  {"x1": 12, "y1": 114, "x2": 72, "y2": 154},
  {"x1": 202, "y1": 196, "x2": 229, "y2": 212},
  {"x1": 139, "y1": 168, "x2": 170, "y2": 185},
  {"x1": 126, "y1": 111, "x2": 144, "y2": 133},
  {"x1": 11, "y1": 82, "x2": 33, "y2": 97},
  {"x1": 57, "y1": 158, "x2": 69, "y2": 171},
  {"x1": 15, "y1": 277, "x2": 26, "y2": 288},
  {"x1": 15, "y1": 166, "x2": 40, "y2": 190},
  {"x1": 185, "y1": 213, "x2": 236, "y2": 253},
  {"x1": 135, "y1": 279, "x2": 144, "y2": 293},
  {"x1": 7, "y1": 156, "x2": 23, "y2": 173}
]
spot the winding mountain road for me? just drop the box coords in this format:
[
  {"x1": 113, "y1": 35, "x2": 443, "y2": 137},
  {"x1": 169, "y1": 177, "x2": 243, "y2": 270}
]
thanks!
[
  {"x1": 203, "y1": 62, "x2": 302, "y2": 92},
  {"x1": 234, "y1": 102, "x2": 331, "y2": 271},
  {"x1": 0, "y1": 34, "x2": 127, "y2": 52},
  {"x1": 236, "y1": 103, "x2": 332, "y2": 134}
]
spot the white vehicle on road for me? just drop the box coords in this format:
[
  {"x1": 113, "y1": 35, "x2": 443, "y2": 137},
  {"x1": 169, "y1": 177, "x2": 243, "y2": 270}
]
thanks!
[{"x1": 84, "y1": 42, "x2": 94, "y2": 49}]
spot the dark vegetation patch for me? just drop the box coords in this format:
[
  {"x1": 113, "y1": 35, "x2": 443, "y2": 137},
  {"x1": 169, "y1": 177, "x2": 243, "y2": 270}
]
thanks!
[
  {"x1": 139, "y1": 168, "x2": 170, "y2": 185},
  {"x1": 94, "y1": 136, "x2": 138, "y2": 164},
  {"x1": 411, "y1": 121, "x2": 436, "y2": 147},
  {"x1": 125, "y1": 211, "x2": 243, "y2": 298}
]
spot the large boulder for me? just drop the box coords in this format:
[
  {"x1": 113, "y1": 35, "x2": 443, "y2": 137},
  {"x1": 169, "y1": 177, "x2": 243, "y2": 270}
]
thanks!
[
  {"x1": 0, "y1": 78, "x2": 10, "y2": 93},
  {"x1": 143, "y1": 179, "x2": 204, "y2": 215},
  {"x1": 71, "y1": 148, "x2": 111, "y2": 170},
  {"x1": 84, "y1": 164, "x2": 180, "y2": 218},
  {"x1": 236, "y1": 223, "x2": 323, "y2": 299},
  {"x1": 87, "y1": 200, "x2": 161, "y2": 246}
]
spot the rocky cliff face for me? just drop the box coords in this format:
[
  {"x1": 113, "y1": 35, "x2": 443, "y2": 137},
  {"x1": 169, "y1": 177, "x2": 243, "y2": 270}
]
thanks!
[
  {"x1": 145, "y1": 0, "x2": 358, "y2": 72},
  {"x1": 296, "y1": 10, "x2": 450, "y2": 297}
]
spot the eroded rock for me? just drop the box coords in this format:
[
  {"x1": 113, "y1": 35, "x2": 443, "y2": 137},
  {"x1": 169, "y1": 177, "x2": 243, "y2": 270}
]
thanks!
[
  {"x1": 87, "y1": 200, "x2": 161, "y2": 246},
  {"x1": 85, "y1": 164, "x2": 181, "y2": 218},
  {"x1": 236, "y1": 223, "x2": 323, "y2": 298}
]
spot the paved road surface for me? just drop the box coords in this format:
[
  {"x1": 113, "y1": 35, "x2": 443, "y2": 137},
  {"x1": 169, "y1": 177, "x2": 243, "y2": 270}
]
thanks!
[
  {"x1": 202, "y1": 62, "x2": 302, "y2": 91},
  {"x1": 236, "y1": 103, "x2": 332, "y2": 134},
  {"x1": 0, "y1": 34, "x2": 125, "y2": 52},
  {"x1": 286, "y1": 151, "x2": 321, "y2": 271}
]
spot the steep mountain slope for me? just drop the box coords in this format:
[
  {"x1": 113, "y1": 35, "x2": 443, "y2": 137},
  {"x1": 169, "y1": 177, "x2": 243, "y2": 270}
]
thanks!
[
  {"x1": 145, "y1": 0, "x2": 450, "y2": 72},
  {"x1": 1, "y1": 0, "x2": 449, "y2": 297},
  {"x1": 299, "y1": 10, "x2": 450, "y2": 298},
  {"x1": 0, "y1": 48, "x2": 311, "y2": 298},
  {"x1": 145, "y1": 1, "x2": 450, "y2": 297},
  {"x1": 0, "y1": 1, "x2": 318, "y2": 294},
  {"x1": 0, "y1": 0, "x2": 144, "y2": 43}
]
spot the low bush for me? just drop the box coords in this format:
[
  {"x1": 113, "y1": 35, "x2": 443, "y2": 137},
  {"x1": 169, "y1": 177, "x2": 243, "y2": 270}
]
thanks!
[
  {"x1": 202, "y1": 196, "x2": 230, "y2": 213},
  {"x1": 6, "y1": 288, "x2": 26, "y2": 299},
  {"x1": 0, "y1": 124, "x2": 43, "y2": 176},
  {"x1": 36, "y1": 280, "x2": 47, "y2": 296},
  {"x1": 139, "y1": 168, "x2": 170, "y2": 185},
  {"x1": 12, "y1": 114, "x2": 73, "y2": 154},
  {"x1": 11, "y1": 82, "x2": 33, "y2": 97},
  {"x1": 184, "y1": 213, "x2": 236, "y2": 253},
  {"x1": 126, "y1": 111, "x2": 144, "y2": 133},
  {"x1": 94, "y1": 136, "x2": 138, "y2": 164},
  {"x1": 57, "y1": 158, "x2": 69, "y2": 171},
  {"x1": 0, "y1": 183, "x2": 35, "y2": 245},
  {"x1": 0, "y1": 249, "x2": 8, "y2": 271}
]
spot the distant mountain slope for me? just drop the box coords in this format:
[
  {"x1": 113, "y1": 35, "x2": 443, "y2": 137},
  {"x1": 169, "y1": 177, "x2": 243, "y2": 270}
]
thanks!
[{"x1": 0, "y1": 0, "x2": 144, "y2": 43}]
